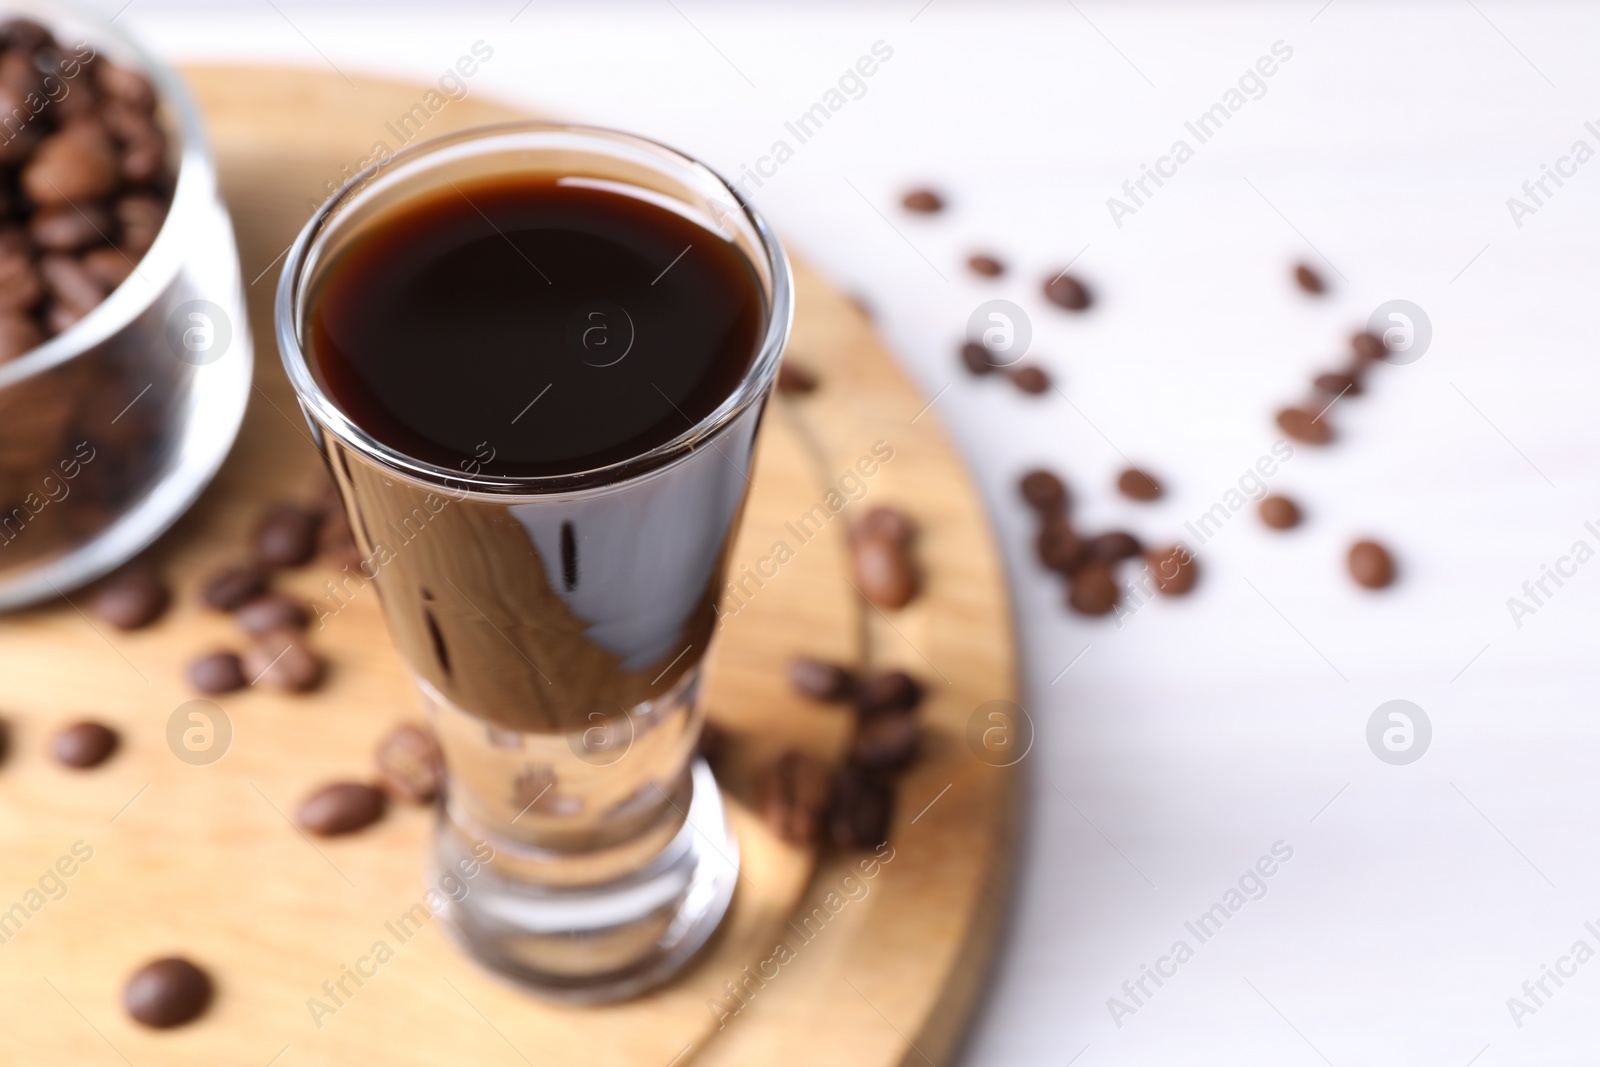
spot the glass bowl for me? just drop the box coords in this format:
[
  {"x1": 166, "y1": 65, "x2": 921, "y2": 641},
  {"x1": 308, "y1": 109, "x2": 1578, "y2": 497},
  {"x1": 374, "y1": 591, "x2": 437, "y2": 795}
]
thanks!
[{"x1": 0, "y1": 0, "x2": 250, "y2": 610}]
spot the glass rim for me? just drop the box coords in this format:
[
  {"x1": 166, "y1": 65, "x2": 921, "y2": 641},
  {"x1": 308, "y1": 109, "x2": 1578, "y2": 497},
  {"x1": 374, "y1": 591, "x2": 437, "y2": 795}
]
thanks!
[{"x1": 274, "y1": 120, "x2": 794, "y2": 497}]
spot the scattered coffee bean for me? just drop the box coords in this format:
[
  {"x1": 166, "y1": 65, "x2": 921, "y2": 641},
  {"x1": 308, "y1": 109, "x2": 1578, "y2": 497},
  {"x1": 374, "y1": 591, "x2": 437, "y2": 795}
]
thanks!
[
  {"x1": 91, "y1": 564, "x2": 169, "y2": 630},
  {"x1": 1350, "y1": 331, "x2": 1386, "y2": 365},
  {"x1": 255, "y1": 503, "x2": 318, "y2": 568},
  {"x1": 243, "y1": 633, "x2": 323, "y2": 692},
  {"x1": 1116, "y1": 467, "x2": 1163, "y2": 502},
  {"x1": 1008, "y1": 364, "x2": 1051, "y2": 395},
  {"x1": 123, "y1": 957, "x2": 212, "y2": 1029},
  {"x1": 1084, "y1": 530, "x2": 1141, "y2": 564},
  {"x1": 960, "y1": 340, "x2": 995, "y2": 376},
  {"x1": 853, "y1": 534, "x2": 918, "y2": 609},
  {"x1": 1042, "y1": 272, "x2": 1092, "y2": 311},
  {"x1": 296, "y1": 781, "x2": 386, "y2": 836},
  {"x1": 374, "y1": 723, "x2": 444, "y2": 804},
  {"x1": 187, "y1": 651, "x2": 245, "y2": 694},
  {"x1": 829, "y1": 763, "x2": 892, "y2": 849},
  {"x1": 1037, "y1": 519, "x2": 1084, "y2": 574},
  {"x1": 1313, "y1": 371, "x2": 1361, "y2": 397},
  {"x1": 967, "y1": 253, "x2": 1004, "y2": 277},
  {"x1": 1258, "y1": 494, "x2": 1301, "y2": 530},
  {"x1": 1067, "y1": 564, "x2": 1119, "y2": 616},
  {"x1": 854, "y1": 669, "x2": 923, "y2": 718},
  {"x1": 851, "y1": 713, "x2": 919, "y2": 770},
  {"x1": 1293, "y1": 263, "x2": 1324, "y2": 294},
  {"x1": 234, "y1": 593, "x2": 309, "y2": 636},
  {"x1": 53, "y1": 721, "x2": 117, "y2": 768},
  {"x1": 1275, "y1": 407, "x2": 1333, "y2": 445},
  {"x1": 201, "y1": 564, "x2": 267, "y2": 611},
  {"x1": 1348, "y1": 539, "x2": 1396, "y2": 589},
  {"x1": 787, "y1": 656, "x2": 854, "y2": 702},
  {"x1": 760, "y1": 751, "x2": 832, "y2": 845},
  {"x1": 1018, "y1": 469, "x2": 1068, "y2": 515},
  {"x1": 901, "y1": 188, "x2": 943, "y2": 213},
  {"x1": 1146, "y1": 545, "x2": 1199, "y2": 596},
  {"x1": 852, "y1": 506, "x2": 915, "y2": 547},
  {"x1": 776, "y1": 361, "x2": 818, "y2": 395}
]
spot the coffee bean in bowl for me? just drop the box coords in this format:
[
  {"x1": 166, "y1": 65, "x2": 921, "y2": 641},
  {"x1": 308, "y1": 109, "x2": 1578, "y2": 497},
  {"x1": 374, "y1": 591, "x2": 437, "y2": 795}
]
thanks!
[
  {"x1": 0, "y1": 11, "x2": 251, "y2": 614},
  {"x1": 123, "y1": 956, "x2": 212, "y2": 1029}
]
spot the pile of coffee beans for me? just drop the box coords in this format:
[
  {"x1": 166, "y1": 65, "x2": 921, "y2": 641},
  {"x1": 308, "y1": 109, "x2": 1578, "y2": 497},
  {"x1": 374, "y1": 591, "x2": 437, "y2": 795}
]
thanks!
[
  {"x1": 0, "y1": 18, "x2": 174, "y2": 360},
  {"x1": 850, "y1": 506, "x2": 919, "y2": 610},
  {"x1": 183, "y1": 490, "x2": 351, "y2": 695},
  {"x1": 1018, "y1": 467, "x2": 1198, "y2": 617},
  {"x1": 758, "y1": 658, "x2": 926, "y2": 849},
  {"x1": 0, "y1": 17, "x2": 183, "y2": 580}
]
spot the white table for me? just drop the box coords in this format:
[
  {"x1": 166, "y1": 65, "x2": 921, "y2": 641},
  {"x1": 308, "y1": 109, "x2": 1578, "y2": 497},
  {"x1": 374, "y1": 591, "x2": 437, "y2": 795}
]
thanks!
[{"x1": 104, "y1": 1, "x2": 1600, "y2": 1061}]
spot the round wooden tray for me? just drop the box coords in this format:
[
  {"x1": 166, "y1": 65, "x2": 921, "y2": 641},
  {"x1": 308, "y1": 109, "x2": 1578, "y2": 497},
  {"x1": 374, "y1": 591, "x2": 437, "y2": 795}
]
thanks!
[{"x1": 0, "y1": 67, "x2": 1018, "y2": 1066}]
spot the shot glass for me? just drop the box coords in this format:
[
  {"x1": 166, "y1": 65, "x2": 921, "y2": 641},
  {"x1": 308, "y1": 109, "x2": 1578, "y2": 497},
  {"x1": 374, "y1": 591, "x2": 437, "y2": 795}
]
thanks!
[{"x1": 275, "y1": 123, "x2": 792, "y2": 1001}]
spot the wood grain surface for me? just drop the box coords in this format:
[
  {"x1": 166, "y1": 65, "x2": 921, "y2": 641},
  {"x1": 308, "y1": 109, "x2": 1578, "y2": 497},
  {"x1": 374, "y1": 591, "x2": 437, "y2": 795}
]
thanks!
[{"x1": 0, "y1": 66, "x2": 1019, "y2": 1067}]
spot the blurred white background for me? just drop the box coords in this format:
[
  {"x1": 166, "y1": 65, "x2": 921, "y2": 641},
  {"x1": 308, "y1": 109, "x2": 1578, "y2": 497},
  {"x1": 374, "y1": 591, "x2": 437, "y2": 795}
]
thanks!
[{"x1": 84, "y1": 1, "x2": 1600, "y2": 1062}]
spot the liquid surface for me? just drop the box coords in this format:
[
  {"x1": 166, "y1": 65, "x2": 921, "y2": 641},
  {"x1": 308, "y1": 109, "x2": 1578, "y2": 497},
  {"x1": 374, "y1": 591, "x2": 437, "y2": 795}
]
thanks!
[{"x1": 307, "y1": 176, "x2": 765, "y2": 479}]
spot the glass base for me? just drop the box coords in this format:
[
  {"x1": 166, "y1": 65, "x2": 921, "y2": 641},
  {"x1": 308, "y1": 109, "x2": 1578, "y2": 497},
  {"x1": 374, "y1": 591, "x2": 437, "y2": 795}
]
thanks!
[{"x1": 432, "y1": 759, "x2": 738, "y2": 1003}]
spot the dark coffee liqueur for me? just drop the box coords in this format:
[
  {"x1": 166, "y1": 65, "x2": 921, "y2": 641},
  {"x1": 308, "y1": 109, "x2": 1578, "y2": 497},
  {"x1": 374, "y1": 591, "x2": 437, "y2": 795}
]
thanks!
[{"x1": 307, "y1": 176, "x2": 765, "y2": 479}]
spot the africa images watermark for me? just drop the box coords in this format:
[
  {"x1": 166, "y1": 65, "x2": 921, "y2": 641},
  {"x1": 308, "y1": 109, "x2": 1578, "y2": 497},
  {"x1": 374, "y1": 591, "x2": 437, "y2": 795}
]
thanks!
[
  {"x1": 0, "y1": 441, "x2": 97, "y2": 550},
  {"x1": 706, "y1": 842, "x2": 897, "y2": 1029},
  {"x1": 1106, "y1": 40, "x2": 1296, "y2": 228},
  {"x1": 1503, "y1": 519, "x2": 1600, "y2": 629},
  {"x1": 1504, "y1": 918, "x2": 1600, "y2": 1030},
  {"x1": 305, "y1": 840, "x2": 494, "y2": 1029},
  {"x1": 1107, "y1": 840, "x2": 1295, "y2": 1028},
  {"x1": 1504, "y1": 118, "x2": 1600, "y2": 229},
  {"x1": 0, "y1": 840, "x2": 95, "y2": 947},
  {"x1": 716, "y1": 439, "x2": 896, "y2": 625}
]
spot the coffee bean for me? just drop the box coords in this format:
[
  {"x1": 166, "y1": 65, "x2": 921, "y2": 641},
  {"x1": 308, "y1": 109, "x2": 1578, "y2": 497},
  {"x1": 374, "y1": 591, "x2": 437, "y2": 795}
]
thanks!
[
  {"x1": 255, "y1": 504, "x2": 318, "y2": 568},
  {"x1": 30, "y1": 205, "x2": 110, "y2": 252},
  {"x1": 1008, "y1": 364, "x2": 1051, "y2": 395},
  {"x1": 53, "y1": 721, "x2": 117, "y2": 768},
  {"x1": 759, "y1": 751, "x2": 832, "y2": 845},
  {"x1": 1294, "y1": 263, "x2": 1324, "y2": 294},
  {"x1": 1116, "y1": 467, "x2": 1163, "y2": 501},
  {"x1": 776, "y1": 361, "x2": 818, "y2": 395},
  {"x1": 81, "y1": 246, "x2": 134, "y2": 290},
  {"x1": 851, "y1": 713, "x2": 918, "y2": 770},
  {"x1": 123, "y1": 957, "x2": 212, "y2": 1029},
  {"x1": 374, "y1": 723, "x2": 444, "y2": 804},
  {"x1": 39, "y1": 253, "x2": 107, "y2": 314},
  {"x1": 187, "y1": 651, "x2": 244, "y2": 694},
  {"x1": 853, "y1": 534, "x2": 917, "y2": 609},
  {"x1": 1084, "y1": 530, "x2": 1141, "y2": 564},
  {"x1": 98, "y1": 63, "x2": 157, "y2": 112},
  {"x1": 967, "y1": 253, "x2": 1004, "y2": 277},
  {"x1": 1018, "y1": 468, "x2": 1068, "y2": 515},
  {"x1": 0, "y1": 313, "x2": 40, "y2": 363},
  {"x1": 854, "y1": 669, "x2": 923, "y2": 718},
  {"x1": 852, "y1": 506, "x2": 915, "y2": 548},
  {"x1": 201, "y1": 564, "x2": 267, "y2": 611},
  {"x1": 1348, "y1": 539, "x2": 1396, "y2": 589},
  {"x1": 1146, "y1": 545, "x2": 1199, "y2": 596},
  {"x1": 1067, "y1": 564, "x2": 1120, "y2": 616},
  {"x1": 0, "y1": 251, "x2": 42, "y2": 314},
  {"x1": 91, "y1": 564, "x2": 169, "y2": 630},
  {"x1": 901, "y1": 188, "x2": 943, "y2": 213},
  {"x1": 960, "y1": 340, "x2": 995, "y2": 376},
  {"x1": 296, "y1": 781, "x2": 386, "y2": 836},
  {"x1": 243, "y1": 633, "x2": 323, "y2": 693},
  {"x1": 318, "y1": 512, "x2": 363, "y2": 570},
  {"x1": 116, "y1": 194, "x2": 166, "y2": 256},
  {"x1": 22, "y1": 123, "x2": 118, "y2": 207},
  {"x1": 1351, "y1": 331, "x2": 1386, "y2": 364},
  {"x1": 120, "y1": 132, "x2": 165, "y2": 185},
  {"x1": 829, "y1": 763, "x2": 893, "y2": 849},
  {"x1": 1313, "y1": 371, "x2": 1360, "y2": 397},
  {"x1": 787, "y1": 656, "x2": 854, "y2": 702},
  {"x1": 1042, "y1": 273, "x2": 1091, "y2": 311},
  {"x1": 1037, "y1": 519, "x2": 1084, "y2": 574},
  {"x1": 1275, "y1": 407, "x2": 1333, "y2": 445},
  {"x1": 234, "y1": 593, "x2": 309, "y2": 636},
  {"x1": 0, "y1": 18, "x2": 54, "y2": 52},
  {"x1": 1258, "y1": 494, "x2": 1301, "y2": 530}
]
